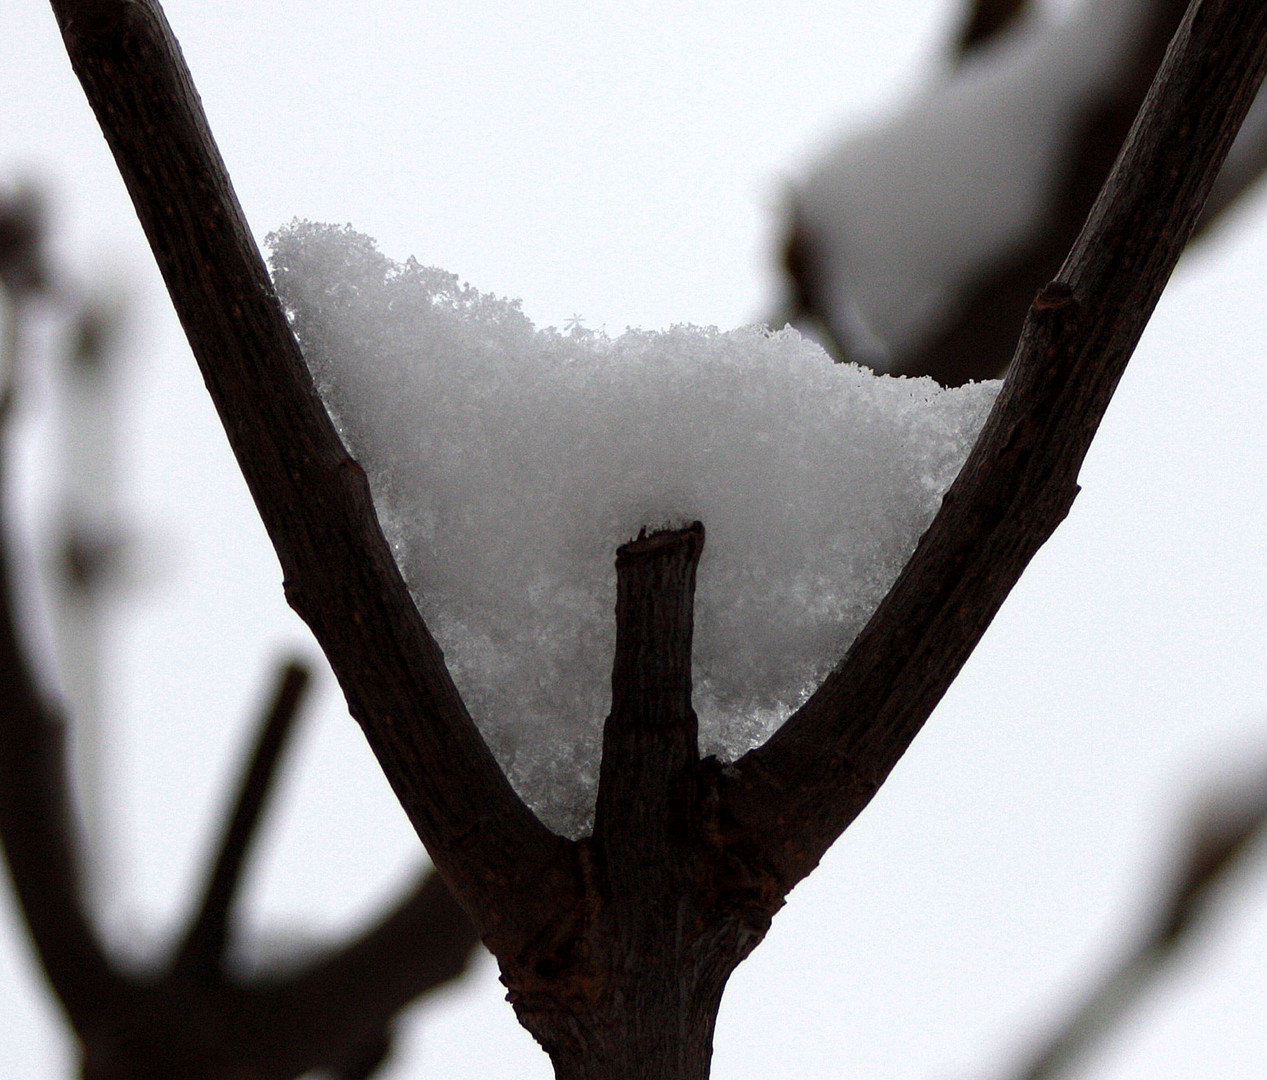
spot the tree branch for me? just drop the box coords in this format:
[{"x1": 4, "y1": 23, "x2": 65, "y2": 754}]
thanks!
[
  {"x1": 174, "y1": 658, "x2": 311, "y2": 972},
  {"x1": 733, "y1": 0, "x2": 1267, "y2": 890},
  {"x1": 49, "y1": 0, "x2": 574, "y2": 940},
  {"x1": 50, "y1": 0, "x2": 1267, "y2": 1075},
  {"x1": 0, "y1": 481, "x2": 125, "y2": 1032}
]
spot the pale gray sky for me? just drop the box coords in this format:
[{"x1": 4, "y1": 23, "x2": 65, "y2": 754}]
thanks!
[{"x1": 4, "y1": 2, "x2": 1267, "y2": 1078}]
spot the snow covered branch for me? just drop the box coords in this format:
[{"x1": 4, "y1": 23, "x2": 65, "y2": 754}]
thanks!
[{"x1": 47, "y1": 0, "x2": 1267, "y2": 1075}]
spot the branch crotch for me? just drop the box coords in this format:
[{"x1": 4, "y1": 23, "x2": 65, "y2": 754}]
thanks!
[{"x1": 508, "y1": 523, "x2": 745, "y2": 1080}]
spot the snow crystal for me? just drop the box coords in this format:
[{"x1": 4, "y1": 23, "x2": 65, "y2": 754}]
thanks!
[
  {"x1": 268, "y1": 222, "x2": 1000, "y2": 836},
  {"x1": 793, "y1": 0, "x2": 1151, "y2": 367}
]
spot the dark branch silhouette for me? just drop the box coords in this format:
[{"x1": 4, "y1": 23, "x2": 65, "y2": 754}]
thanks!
[
  {"x1": 45, "y1": 0, "x2": 1267, "y2": 1075},
  {"x1": 173, "y1": 659, "x2": 311, "y2": 973}
]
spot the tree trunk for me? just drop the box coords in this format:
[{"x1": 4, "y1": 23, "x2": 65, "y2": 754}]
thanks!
[{"x1": 508, "y1": 906, "x2": 738, "y2": 1080}]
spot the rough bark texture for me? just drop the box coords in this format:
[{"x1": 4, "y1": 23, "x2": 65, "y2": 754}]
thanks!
[{"x1": 46, "y1": 0, "x2": 1267, "y2": 1075}]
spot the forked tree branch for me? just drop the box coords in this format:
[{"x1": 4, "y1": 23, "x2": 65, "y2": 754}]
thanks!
[
  {"x1": 731, "y1": 0, "x2": 1267, "y2": 891},
  {"x1": 47, "y1": 0, "x2": 1267, "y2": 1075}
]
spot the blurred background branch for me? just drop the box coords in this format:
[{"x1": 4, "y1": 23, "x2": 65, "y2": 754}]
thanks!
[
  {"x1": 0, "y1": 183, "x2": 480, "y2": 1080},
  {"x1": 998, "y1": 760, "x2": 1267, "y2": 1080}
]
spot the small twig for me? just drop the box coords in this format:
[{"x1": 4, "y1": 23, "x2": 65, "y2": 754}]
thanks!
[
  {"x1": 593, "y1": 523, "x2": 704, "y2": 865},
  {"x1": 174, "y1": 658, "x2": 312, "y2": 972}
]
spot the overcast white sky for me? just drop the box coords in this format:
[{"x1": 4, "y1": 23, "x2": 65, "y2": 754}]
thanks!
[{"x1": 5, "y1": 1, "x2": 1267, "y2": 1078}]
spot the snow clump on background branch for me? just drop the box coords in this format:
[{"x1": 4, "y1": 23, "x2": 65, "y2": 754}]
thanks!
[
  {"x1": 790, "y1": 0, "x2": 1151, "y2": 368},
  {"x1": 269, "y1": 221, "x2": 999, "y2": 836}
]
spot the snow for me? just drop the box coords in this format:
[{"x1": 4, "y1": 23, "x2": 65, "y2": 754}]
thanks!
[
  {"x1": 268, "y1": 221, "x2": 1000, "y2": 836},
  {"x1": 792, "y1": 0, "x2": 1152, "y2": 368}
]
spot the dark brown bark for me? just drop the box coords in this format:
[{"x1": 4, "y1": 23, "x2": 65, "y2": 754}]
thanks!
[{"x1": 47, "y1": 0, "x2": 1267, "y2": 1076}]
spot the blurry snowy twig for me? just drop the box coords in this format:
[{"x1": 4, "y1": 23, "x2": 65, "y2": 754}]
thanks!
[{"x1": 783, "y1": 0, "x2": 1267, "y2": 385}]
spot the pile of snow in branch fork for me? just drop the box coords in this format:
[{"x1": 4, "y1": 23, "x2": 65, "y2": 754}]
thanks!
[
  {"x1": 792, "y1": 0, "x2": 1152, "y2": 368},
  {"x1": 269, "y1": 221, "x2": 999, "y2": 836}
]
